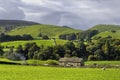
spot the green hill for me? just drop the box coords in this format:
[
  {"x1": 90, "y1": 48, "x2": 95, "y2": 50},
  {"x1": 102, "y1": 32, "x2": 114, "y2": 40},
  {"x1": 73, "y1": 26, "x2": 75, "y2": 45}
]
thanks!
[
  {"x1": 89, "y1": 24, "x2": 120, "y2": 32},
  {"x1": 8, "y1": 25, "x2": 81, "y2": 38},
  {"x1": 92, "y1": 30, "x2": 120, "y2": 39},
  {"x1": 0, "y1": 20, "x2": 39, "y2": 32}
]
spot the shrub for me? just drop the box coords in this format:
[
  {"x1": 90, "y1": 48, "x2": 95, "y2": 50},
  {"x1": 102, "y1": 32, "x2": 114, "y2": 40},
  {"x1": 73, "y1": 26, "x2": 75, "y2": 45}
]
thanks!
[
  {"x1": 88, "y1": 55, "x2": 96, "y2": 61},
  {"x1": 42, "y1": 35, "x2": 49, "y2": 40},
  {"x1": 46, "y1": 60, "x2": 58, "y2": 65}
]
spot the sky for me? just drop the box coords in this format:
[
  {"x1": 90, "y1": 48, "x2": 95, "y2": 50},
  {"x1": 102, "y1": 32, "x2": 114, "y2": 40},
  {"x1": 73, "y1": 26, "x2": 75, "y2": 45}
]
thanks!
[{"x1": 0, "y1": 0, "x2": 120, "y2": 30}]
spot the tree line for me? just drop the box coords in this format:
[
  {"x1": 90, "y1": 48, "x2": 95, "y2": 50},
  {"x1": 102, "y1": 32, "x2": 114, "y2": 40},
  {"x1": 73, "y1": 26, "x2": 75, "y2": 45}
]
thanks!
[
  {"x1": 59, "y1": 30, "x2": 98, "y2": 41},
  {"x1": 0, "y1": 33, "x2": 33, "y2": 42},
  {"x1": 0, "y1": 37, "x2": 120, "y2": 61}
]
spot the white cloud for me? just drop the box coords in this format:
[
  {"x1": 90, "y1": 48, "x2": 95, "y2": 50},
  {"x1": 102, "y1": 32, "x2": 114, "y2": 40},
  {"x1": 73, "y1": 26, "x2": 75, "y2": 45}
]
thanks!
[
  {"x1": 0, "y1": 0, "x2": 25, "y2": 20},
  {"x1": 0, "y1": 0, "x2": 120, "y2": 29}
]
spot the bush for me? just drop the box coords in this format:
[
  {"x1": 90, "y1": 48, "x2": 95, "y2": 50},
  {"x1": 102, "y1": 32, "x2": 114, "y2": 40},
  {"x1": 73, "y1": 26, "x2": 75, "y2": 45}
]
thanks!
[
  {"x1": 46, "y1": 60, "x2": 58, "y2": 65},
  {"x1": 88, "y1": 55, "x2": 96, "y2": 61},
  {"x1": 42, "y1": 35, "x2": 49, "y2": 40},
  {"x1": 27, "y1": 59, "x2": 58, "y2": 66},
  {"x1": 111, "y1": 30, "x2": 116, "y2": 33}
]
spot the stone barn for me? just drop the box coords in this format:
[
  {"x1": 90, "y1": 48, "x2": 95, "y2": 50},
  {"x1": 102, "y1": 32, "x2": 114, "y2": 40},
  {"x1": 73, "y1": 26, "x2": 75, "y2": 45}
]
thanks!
[{"x1": 59, "y1": 57, "x2": 84, "y2": 67}]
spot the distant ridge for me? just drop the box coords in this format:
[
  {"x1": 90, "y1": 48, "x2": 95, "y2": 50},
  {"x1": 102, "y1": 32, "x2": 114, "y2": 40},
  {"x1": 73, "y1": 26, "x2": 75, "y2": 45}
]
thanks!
[
  {"x1": 0, "y1": 20, "x2": 39, "y2": 27},
  {"x1": 0, "y1": 20, "x2": 40, "y2": 32}
]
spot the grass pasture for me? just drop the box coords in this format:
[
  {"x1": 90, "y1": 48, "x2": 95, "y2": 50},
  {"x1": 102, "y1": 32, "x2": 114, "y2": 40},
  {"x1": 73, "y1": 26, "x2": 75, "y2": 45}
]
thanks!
[
  {"x1": 85, "y1": 61, "x2": 120, "y2": 68},
  {"x1": 0, "y1": 64, "x2": 119, "y2": 80},
  {"x1": 89, "y1": 24, "x2": 120, "y2": 32},
  {"x1": 1, "y1": 39, "x2": 67, "y2": 49},
  {"x1": 0, "y1": 58, "x2": 119, "y2": 80},
  {"x1": 8, "y1": 25, "x2": 81, "y2": 38},
  {"x1": 92, "y1": 30, "x2": 120, "y2": 39}
]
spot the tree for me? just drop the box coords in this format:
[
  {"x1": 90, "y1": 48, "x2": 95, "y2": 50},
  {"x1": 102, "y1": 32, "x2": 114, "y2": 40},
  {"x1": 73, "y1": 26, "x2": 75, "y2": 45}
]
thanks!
[
  {"x1": 76, "y1": 41, "x2": 86, "y2": 58},
  {"x1": 94, "y1": 49, "x2": 104, "y2": 60},
  {"x1": 42, "y1": 35, "x2": 49, "y2": 40},
  {"x1": 67, "y1": 33, "x2": 77, "y2": 40},
  {"x1": 23, "y1": 42, "x2": 40, "y2": 59},
  {"x1": 59, "y1": 33, "x2": 77, "y2": 40},
  {"x1": 28, "y1": 43, "x2": 40, "y2": 59},
  {"x1": 37, "y1": 46, "x2": 59, "y2": 60},
  {"x1": 72, "y1": 51, "x2": 77, "y2": 57},
  {"x1": 59, "y1": 34, "x2": 66, "y2": 40},
  {"x1": 23, "y1": 34, "x2": 33, "y2": 40},
  {"x1": 38, "y1": 33, "x2": 43, "y2": 37},
  {"x1": 64, "y1": 41, "x2": 75, "y2": 51},
  {"x1": 78, "y1": 30, "x2": 98, "y2": 41},
  {"x1": 111, "y1": 30, "x2": 116, "y2": 33},
  {"x1": 88, "y1": 55, "x2": 96, "y2": 61},
  {"x1": 0, "y1": 46, "x2": 4, "y2": 56},
  {"x1": 53, "y1": 45, "x2": 65, "y2": 57},
  {"x1": 102, "y1": 40, "x2": 111, "y2": 60},
  {"x1": 16, "y1": 45, "x2": 23, "y2": 54}
]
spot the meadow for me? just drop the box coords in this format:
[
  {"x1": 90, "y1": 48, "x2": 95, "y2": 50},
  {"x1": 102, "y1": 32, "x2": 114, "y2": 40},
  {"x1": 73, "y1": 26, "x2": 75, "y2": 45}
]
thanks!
[
  {"x1": 1, "y1": 39, "x2": 67, "y2": 49},
  {"x1": 92, "y1": 30, "x2": 120, "y2": 39},
  {"x1": 8, "y1": 25, "x2": 81, "y2": 38},
  {"x1": 0, "y1": 64, "x2": 119, "y2": 80}
]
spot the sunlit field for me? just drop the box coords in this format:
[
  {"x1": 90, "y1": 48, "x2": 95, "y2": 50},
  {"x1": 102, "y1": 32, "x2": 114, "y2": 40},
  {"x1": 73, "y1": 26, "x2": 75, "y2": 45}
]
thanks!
[{"x1": 0, "y1": 64, "x2": 119, "y2": 80}]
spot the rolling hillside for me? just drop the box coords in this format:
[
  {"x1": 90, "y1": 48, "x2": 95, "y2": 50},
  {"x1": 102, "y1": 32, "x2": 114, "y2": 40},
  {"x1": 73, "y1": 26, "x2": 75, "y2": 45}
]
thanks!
[
  {"x1": 0, "y1": 20, "x2": 39, "y2": 26},
  {"x1": 8, "y1": 25, "x2": 81, "y2": 38},
  {"x1": 0, "y1": 20, "x2": 39, "y2": 32},
  {"x1": 89, "y1": 24, "x2": 120, "y2": 32},
  {"x1": 92, "y1": 30, "x2": 120, "y2": 39}
]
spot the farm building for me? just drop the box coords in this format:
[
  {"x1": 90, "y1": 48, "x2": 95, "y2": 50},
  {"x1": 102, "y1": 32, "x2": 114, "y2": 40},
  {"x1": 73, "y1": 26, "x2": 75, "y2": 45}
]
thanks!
[{"x1": 59, "y1": 57, "x2": 84, "y2": 67}]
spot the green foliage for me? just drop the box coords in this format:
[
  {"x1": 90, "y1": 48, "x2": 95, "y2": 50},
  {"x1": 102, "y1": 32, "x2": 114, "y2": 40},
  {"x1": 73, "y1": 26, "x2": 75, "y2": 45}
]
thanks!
[
  {"x1": 38, "y1": 33, "x2": 42, "y2": 37},
  {"x1": 0, "y1": 46, "x2": 4, "y2": 56},
  {"x1": 16, "y1": 45, "x2": 23, "y2": 54},
  {"x1": 59, "y1": 33, "x2": 77, "y2": 40},
  {"x1": 0, "y1": 34, "x2": 33, "y2": 42},
  {"x1": 1, "y1": 36, "x2": 120, "y2": 61},
  {"x1": 27, "y1": 59, "x2": 58, "y2": 65},
  {"x1": 42, "y1": 35, "x2": 49, "y2": 40},
  {"x1": 78, "y1": 30, "x2": 98, "y2": 41},
  {"x1": 53, "y1": 45, "x2": 65, "y2": 57},
  {"x1": 64, "y1": 41, "x2": 75, "y2": 51},
  {"x1": 88, "y1": 55, "x2": 96, "y2": 61},
  {"x1": 46, "y1": 60, "x2": 58, "y2": 65}
]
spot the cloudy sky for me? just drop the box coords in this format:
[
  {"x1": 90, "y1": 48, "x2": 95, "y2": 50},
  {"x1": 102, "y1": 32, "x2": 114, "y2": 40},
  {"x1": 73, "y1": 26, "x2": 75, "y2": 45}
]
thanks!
[{"x1": 0, "y1": 0, "x2": 120, "y2": 30}]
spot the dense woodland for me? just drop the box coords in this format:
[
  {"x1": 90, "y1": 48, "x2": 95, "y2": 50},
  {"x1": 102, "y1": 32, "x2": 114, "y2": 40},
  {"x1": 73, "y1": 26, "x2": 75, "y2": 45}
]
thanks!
[{"x1": 0, "y1": 36, "x2": 120, "y2": 61}]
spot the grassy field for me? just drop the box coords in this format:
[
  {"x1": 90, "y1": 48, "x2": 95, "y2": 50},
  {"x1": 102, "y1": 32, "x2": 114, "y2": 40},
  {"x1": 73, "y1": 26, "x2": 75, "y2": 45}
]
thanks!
[
  {"x1": 89, "y1": 24, "x2": 120, "y2": 32},
  {"x1": 85, "y1": 61, "x2": 120, "y2": 68},
  {"x1": 0, "y1": 64, "x2": 119, "y2": 80},
  {"x1": 8, "y1": 25, "x2": 81, "y2": 38},
  {"x1": 0, "y1": 57, "x2": 120, "y2": 66},
  {"x1": 85, "y1": 61, "x2": 120, "y2": 65},
  {"x1": 92, "y1": 30, "x2": 120, "y2": 39},
  {"x1": 1, "y1": 39, "x2": 68, "y2": 49}
]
